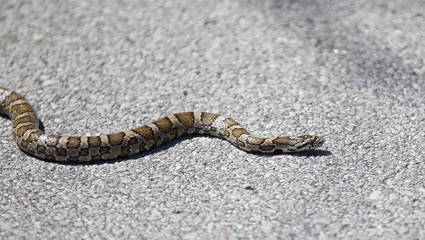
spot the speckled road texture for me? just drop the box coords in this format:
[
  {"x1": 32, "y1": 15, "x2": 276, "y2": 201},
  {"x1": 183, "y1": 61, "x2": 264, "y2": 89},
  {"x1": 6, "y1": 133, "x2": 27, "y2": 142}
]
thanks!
[{"x1": 0, "y1": 0, "x2": 424, "y2": 239}]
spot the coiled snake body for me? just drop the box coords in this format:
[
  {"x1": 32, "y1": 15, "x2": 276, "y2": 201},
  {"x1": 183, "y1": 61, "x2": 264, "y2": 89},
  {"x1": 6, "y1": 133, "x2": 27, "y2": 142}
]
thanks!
[{"x1": 0, "y1": 87, "x2": 324, "y2": 162}]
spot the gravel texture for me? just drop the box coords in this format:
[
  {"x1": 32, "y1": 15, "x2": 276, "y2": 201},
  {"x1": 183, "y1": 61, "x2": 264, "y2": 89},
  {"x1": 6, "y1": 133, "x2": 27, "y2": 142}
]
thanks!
[{"x1": 0, "y1": 0, "x2": 424, "y2": 239}]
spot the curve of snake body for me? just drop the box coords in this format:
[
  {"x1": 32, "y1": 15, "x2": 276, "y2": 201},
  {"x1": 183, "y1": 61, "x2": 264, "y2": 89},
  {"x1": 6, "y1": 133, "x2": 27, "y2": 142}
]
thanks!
[{"x1": 0, "y1": 87, "x2": 324, "y2": 162}]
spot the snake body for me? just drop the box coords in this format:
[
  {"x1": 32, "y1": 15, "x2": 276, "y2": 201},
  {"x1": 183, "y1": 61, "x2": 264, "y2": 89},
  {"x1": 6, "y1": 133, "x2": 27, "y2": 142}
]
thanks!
[{"x1": 0, "y1": 87, "x2": 324, "y2": 162}]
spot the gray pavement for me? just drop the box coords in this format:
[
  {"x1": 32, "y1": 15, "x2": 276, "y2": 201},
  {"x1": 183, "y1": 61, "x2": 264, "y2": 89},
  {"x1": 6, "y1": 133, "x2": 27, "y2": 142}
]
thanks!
[{"x1": 1, "y1": 0, "x2": 424, "y2": 239}]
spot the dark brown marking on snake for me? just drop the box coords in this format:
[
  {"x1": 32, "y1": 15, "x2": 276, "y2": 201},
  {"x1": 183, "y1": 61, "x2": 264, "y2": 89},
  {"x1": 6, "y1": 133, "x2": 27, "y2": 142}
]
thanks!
[
  {"x1": 236, "y1": 139, "x2": 245, "y2": 147},
  {"x1": 3, "y1": 93, "x2": 25, "y2": 108},
  {"x1": 133, "y1": 126, "x2": 154, "y2": 140},
  {"x1": 27, "y1": 131, "x2": 41, "y2": 142},
  {"x1": 20, "y1": 140, "x2": 29, "y2": 148},
  {"x1": 120, "y1": 146, "x2": 130, "y2": 157},
  {"x1": 108, "y1": 132, "x2": 125, "y2": 146},
  {"x1": 231, "y1": 128, "x2": 249, "y2": 138},
  {"x1": 128, "y1": 136, "x2": 139, "y2": 145},
  {"x1": 36, "y1": 145, "x2": 46, "y2": 153},
  {"x1": 56, "y1": 148, "x2": 67, "y2": 156},
  {"x1": 272, "y1": 137, "x2": 293, "y2": 146},
  {"x1": 199, "y1": 112, "x2": 205, "y2": 124},
  {"x1": 174, "y1": 112, "x2": 195, "y2": 128},
  {"x1": 297, "y1": 144, "x2": 308, "y2": 150},
  {"x1": 78, "y1": 149, "x2": 89, "y2": 156},
  {"x1": 99, "y1": 147, "x2": 110, "y2": 155},
  {"x1": 16, "y1": 125, "x2": 32, "y2": 137},
  {"x1": 10, "y1": 104, "x2": 34, "y2": 120},
  {"x1": 154, "y1": 117, "x2": 173, "y2": 133},
  {"x1": 88, "y1": 136, "x2": 101, "y2": 147},
  {"x1": 12, "y1": 116, "x2": 35, "y2": 128}
]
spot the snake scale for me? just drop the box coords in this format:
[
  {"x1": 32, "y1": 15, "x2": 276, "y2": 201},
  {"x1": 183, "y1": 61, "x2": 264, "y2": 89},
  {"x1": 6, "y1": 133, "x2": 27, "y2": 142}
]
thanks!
[{"x1": 0, "y1": 87, "x2": 324, "y2": 162}]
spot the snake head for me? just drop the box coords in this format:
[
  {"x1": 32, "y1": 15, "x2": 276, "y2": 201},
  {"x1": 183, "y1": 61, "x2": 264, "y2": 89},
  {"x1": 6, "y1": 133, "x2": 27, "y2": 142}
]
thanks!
[{"x1": 292, "y1": 135, "x2": 324, "y2": 151}]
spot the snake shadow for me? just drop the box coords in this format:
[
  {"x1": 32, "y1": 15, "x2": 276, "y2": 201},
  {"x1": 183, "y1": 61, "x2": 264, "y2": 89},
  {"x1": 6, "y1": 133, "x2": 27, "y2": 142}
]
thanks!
[
  {"x1": 89, "y1": 135, "x2": 331, "y2": 166},
  {"x1": 89, "y1": 135, "x2": 332, "y2": 166}
]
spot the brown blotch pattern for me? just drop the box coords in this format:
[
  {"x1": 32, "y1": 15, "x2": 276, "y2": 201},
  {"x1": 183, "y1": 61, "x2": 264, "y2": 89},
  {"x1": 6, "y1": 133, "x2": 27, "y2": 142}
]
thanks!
[
  {"x1": 56, "y1": 148, "x2": 67, "y2": 156},
  {"x1": 272, "y1": 137, "x2": 293, "y2": 146},
  {"x1": 88, "y1": 136, "x2": 101, "y2": 147},
  {"x1": 132, "y1": 126, "x2": 154, "y2": 140},
  {"x1": 10, "y1": 104, "x2": 34, "y2": 120},
  {"x1": 128, "y1": 136, "x2": 138, "y2": 145},
  {"x1": 120, "y1": 146, "x2": 130, "y2": 157},
  {"x1": 236, "y1": 139, "x2": 245, "y2": 147},
  {"x1": 133, "y1": 126, "x2": 154, "y2": 140},
  {"x1": 21, "y1": 141, "x2": 29, "y2": 148},
  {"x1": 3, "y1": 92, "x2": 25, "y2": 106},
  {"x1": 67, "y1": 137, "x2": 80, "y2": 149},
  {"x1": 79, "y1": 149, "x2": 89, "y2": 156},
  {"x1": 100, "y1": 147, "x2": 110, "y2": 155},
  {"x1": 174, "y1": 112, "x2": 195, "y2": 128},
  {"x1": 12, "y1": 116, "x2": 36, "y2": 128},
  {"x1": 154, "y1": 117, "x2": 173, "y2": 132},
  {"x1": 16, "y1": 125, "x2": 32, "y2": 137},
  {"x1": 108, "y1": 132, "x2": 124, "y2": 146},
  {"x1": 231, "y1": 128, "x2": 249, "y2": 138},
  {"x1": 36, "y1": 145, "x2": 46, "y2": 153}
]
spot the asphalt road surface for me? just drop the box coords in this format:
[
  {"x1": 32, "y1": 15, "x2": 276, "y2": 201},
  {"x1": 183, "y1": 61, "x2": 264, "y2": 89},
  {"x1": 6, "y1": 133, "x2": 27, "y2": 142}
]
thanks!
[{"x1": 1, "y1": 0, "x2": 424, "y2": 239}]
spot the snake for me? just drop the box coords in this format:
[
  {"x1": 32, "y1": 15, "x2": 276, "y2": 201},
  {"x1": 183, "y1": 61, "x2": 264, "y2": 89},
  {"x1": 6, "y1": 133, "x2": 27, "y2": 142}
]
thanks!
[{"x1": 0, "y1": 87, "x2": 324, "y2": 162}]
